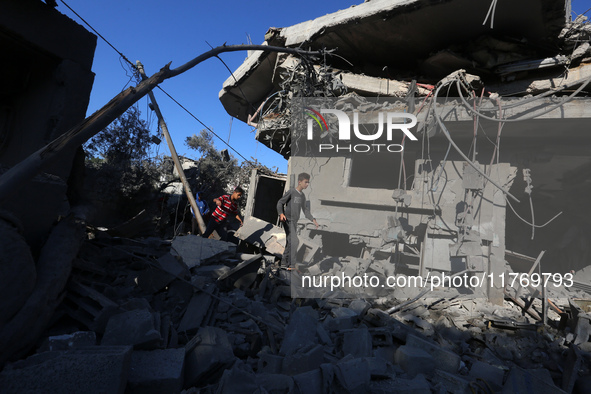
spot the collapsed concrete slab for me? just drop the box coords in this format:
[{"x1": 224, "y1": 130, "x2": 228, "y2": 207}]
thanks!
[
  {"x1": 137, "y1": 253, "x2": 189, "y2": 293},
  {"x1": 234, "y1": 216, "x2": 285, "y2": 256},
  {"x1": 170, "y1": 235, "x2": 236, "y2": 269}
]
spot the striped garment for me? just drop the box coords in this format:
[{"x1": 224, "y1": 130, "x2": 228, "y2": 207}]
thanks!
[{"x1": 211, "y1": 194, "x2": 239, "y2": 223}]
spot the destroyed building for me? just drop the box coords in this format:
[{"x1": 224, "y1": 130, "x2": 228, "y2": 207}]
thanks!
[
  {"x1": 220, "y1": 0, "x2": 591, "y2": 303},
  {"x1": 3, "y1": 0, "x2": 591, "y2": 393}
]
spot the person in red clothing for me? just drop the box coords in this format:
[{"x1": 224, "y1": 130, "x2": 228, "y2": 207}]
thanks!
[{"x1": 202, "y1": 186, "x2": 244, "y2": 240}]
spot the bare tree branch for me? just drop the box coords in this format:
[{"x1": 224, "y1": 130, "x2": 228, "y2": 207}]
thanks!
[{"x1": 0, "y1": 44, "x2": 329, "y2": 203}]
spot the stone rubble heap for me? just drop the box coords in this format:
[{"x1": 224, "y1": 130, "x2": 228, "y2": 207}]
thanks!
[{"x1": 0, "y1": 234, "x2": 590, "y2": 394}]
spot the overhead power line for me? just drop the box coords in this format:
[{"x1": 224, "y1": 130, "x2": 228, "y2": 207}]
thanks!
[{"x1": 59, "y1": 0, "x2": 254, "y2": 164}]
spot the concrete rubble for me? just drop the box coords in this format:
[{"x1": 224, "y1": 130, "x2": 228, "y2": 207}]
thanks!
[
  {"x1": 0, "y1": 233, "x2": 589, "y2": 393},
  {"x1": 2, "y1": 0, "x2": 591, "y2": 393}
]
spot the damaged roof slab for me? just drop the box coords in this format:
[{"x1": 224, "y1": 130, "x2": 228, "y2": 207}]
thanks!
[{"x1": 219, "y1": 0, "x2": 570, "y2": 122}]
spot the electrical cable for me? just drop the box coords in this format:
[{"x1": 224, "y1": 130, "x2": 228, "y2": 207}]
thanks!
[
  {"x1": 155, "y1": 87, "x2": 253, "y2": 164},
  {"x1": 455, "y1": 72, "x2": 591, "y2": 122},
  {"x1": 505, "y1": 197, "x2": 563, "y2": 228},
  {"x1": 482, "y1": 0, "x2": 498, "y2": 29},
  {"x1": 432, "y1": 80, "x2": 521, "y2": 202},
  {"x1": 59, "y1": 0, "x2": 135, "y2": 69},
  {"x1": 60, "y1": 1, "x2": 259, "y2": 167}
]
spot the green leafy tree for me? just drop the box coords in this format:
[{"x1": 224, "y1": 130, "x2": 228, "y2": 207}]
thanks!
[
  {"x1": 185, "y1": 129, "x2": 241, "y2": 197},
  {"x1": 83, "y1": 106, "x2": 162, "y2": 229},
  {"x1": 185, "y1": 129, "x2": 278, "y2": 205},
  {"x1": 85, "y1": 106, "x2": 152, "y2": 166}
]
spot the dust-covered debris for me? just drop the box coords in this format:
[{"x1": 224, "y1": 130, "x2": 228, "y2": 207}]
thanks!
[{"x1": 1, "y1": 230, "x2": 590, "y2": 393}]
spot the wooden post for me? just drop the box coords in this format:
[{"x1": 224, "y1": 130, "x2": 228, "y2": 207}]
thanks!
[{"x1": 136, "y1": 61, "x2": 206, "y2": 234}]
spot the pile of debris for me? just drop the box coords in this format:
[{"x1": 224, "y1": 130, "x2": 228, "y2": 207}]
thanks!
[{"x1": 0, "y1": 233, "x2": 590, "y2": 393}]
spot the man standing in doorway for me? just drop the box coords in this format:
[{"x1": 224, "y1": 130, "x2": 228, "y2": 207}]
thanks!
[{"x1": 277, "y1": 172, "x2": 319, "y2": 269}]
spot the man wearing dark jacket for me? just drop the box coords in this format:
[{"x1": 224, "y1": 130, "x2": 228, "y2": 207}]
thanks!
[{"x1": 276, "y1": 172, "x2": 318, "y2": 268}]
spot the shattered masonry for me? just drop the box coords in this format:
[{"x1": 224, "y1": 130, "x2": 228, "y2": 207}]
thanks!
[{"x1": 2, "y1": 0, "x2": 591, "y2": 393}]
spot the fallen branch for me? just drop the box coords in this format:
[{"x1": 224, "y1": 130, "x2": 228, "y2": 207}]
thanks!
[{"x1": 0, "y1": 44, "x2": 330, "y2": 203}]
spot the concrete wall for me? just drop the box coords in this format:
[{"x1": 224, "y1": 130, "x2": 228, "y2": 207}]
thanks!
[{"x1": 0, "y1": 0, "x2": 96, "y2": 252}]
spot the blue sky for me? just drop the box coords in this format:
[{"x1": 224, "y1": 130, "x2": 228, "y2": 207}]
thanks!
[
  {"x1": 57, "y1": 0, "x2": 358, "y2": 173},
  {"x1": 57, "y1": 0, "x2": 591, "y2": 174}
]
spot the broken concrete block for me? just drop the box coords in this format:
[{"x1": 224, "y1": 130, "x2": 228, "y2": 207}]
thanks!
[
  {"x1": 348, "y1": 299, "x2": 371, "y2": 316},
  {"x1": 101, "y1": 309, "x2": 161, "y2": 349},
  {"x1": 293, "y1": 368, "x2": 324, "y2": 394},
  {"x1": 363, "y1": 356, "x2": 390, "y2": 378},
  {"x1": 217, "y1": 254, "x2": 263, "y2": 284},
  {"x1": 282, "y1": 344, "x2": 324, "y2": 375},
  {"x1": 324, "y1": 307, "x2": 358, "y2": 331},
  {"x1": 298, "y1": 237, "x2": 321, "y2": 264},
  {"x1": 431, "y1": 370, "x2": 472, "y2": 394},
  {"x1": 503, "y1": 366, "x2": 566, "y2": 394},
  {"x1": 405, "y1": 334, "x2": 460, "y2": 374},
  {"x1": 394, "y1": 345, "x2": 436, "y2": 377},
  {"x1": 214, "y1": 360, "x2": 258, "y2": 394},
  {"x1": 126, "y1": 348, "x2": 185, "y2": 394},
  {"x1": 335, "y1": 357, "x2": 370, "y2": 392},
  {"x1": 234, "y1": 216, "x2": 285, "y2": 256},
  {"x1": 170, "y1": 235, "x2": 236, "y2": 268},
  {"x1": 562, "y1": 344, "x2": 582, "y2": 393},
  {"x1": 184, "y1": 326, "x2": 236, "y2": 388},
  {"x1": 256, "y1": 373, "x2": 296, "y2": 394},
  {"x1": 370, "y1": 374, "x2": 431, "y2": 394},
  {"x1": 178, "y1": 290, "x2": 213, "y2": 334},
  {"x1": 258, "y1": 352, "x2": 284, "y2": 374},
  {"x1": 374, "y1": 346, "x2": 396, "y2": 363},
  {"x1": 280, "y1": 306, "x2": 318, "y2": 356},
  {"x1": 573, "y1": 314, "x2": 591, "y2": 345},
  {"x1": 342, "y1": 325, "x2": 372, "y2": 357},
  {"x1": 137, "y1": 253, "x2": 188, "y2": 293},
  {"x1": 0, "y1": 346, "x2": 132, "y2": 394},
  {"x1": 469, "y1": 360, "x2": 505, "y2": 391},
  {"x1": 316, "y1": 323, "x2": 333, "y2": 346},
  {"x1": 45, "y1": 331, "x2": 96, "y2": 351},
  {"x1": 63, "y1": 279, "x2": 121, "y2": 333}
]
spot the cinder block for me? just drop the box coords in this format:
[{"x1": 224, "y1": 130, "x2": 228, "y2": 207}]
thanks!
[
  {"x1": 127, "y1": 348, "x2": 185, "y2": 394},
  {"x1": 342, "y1": 326, "x2": 372, "y2": 357},
  {"x1": 394, "y1": 345, "x2": 435, "y2": 377},
  {"x1": 324, "y1": 307, "x2": 358, "y2": 331},
  {"x1": 348, "y1": 300, "x2": 371, "y2": 316},
  {"x1": 363, "y1": 356, "x2": 390, "y2": 378},
  {"x1": 101, "y1": 309, "x2": 161, "y2": 349},
  {"x1": 335, "y1": 357, "x2": 370, "y2": 392}
]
